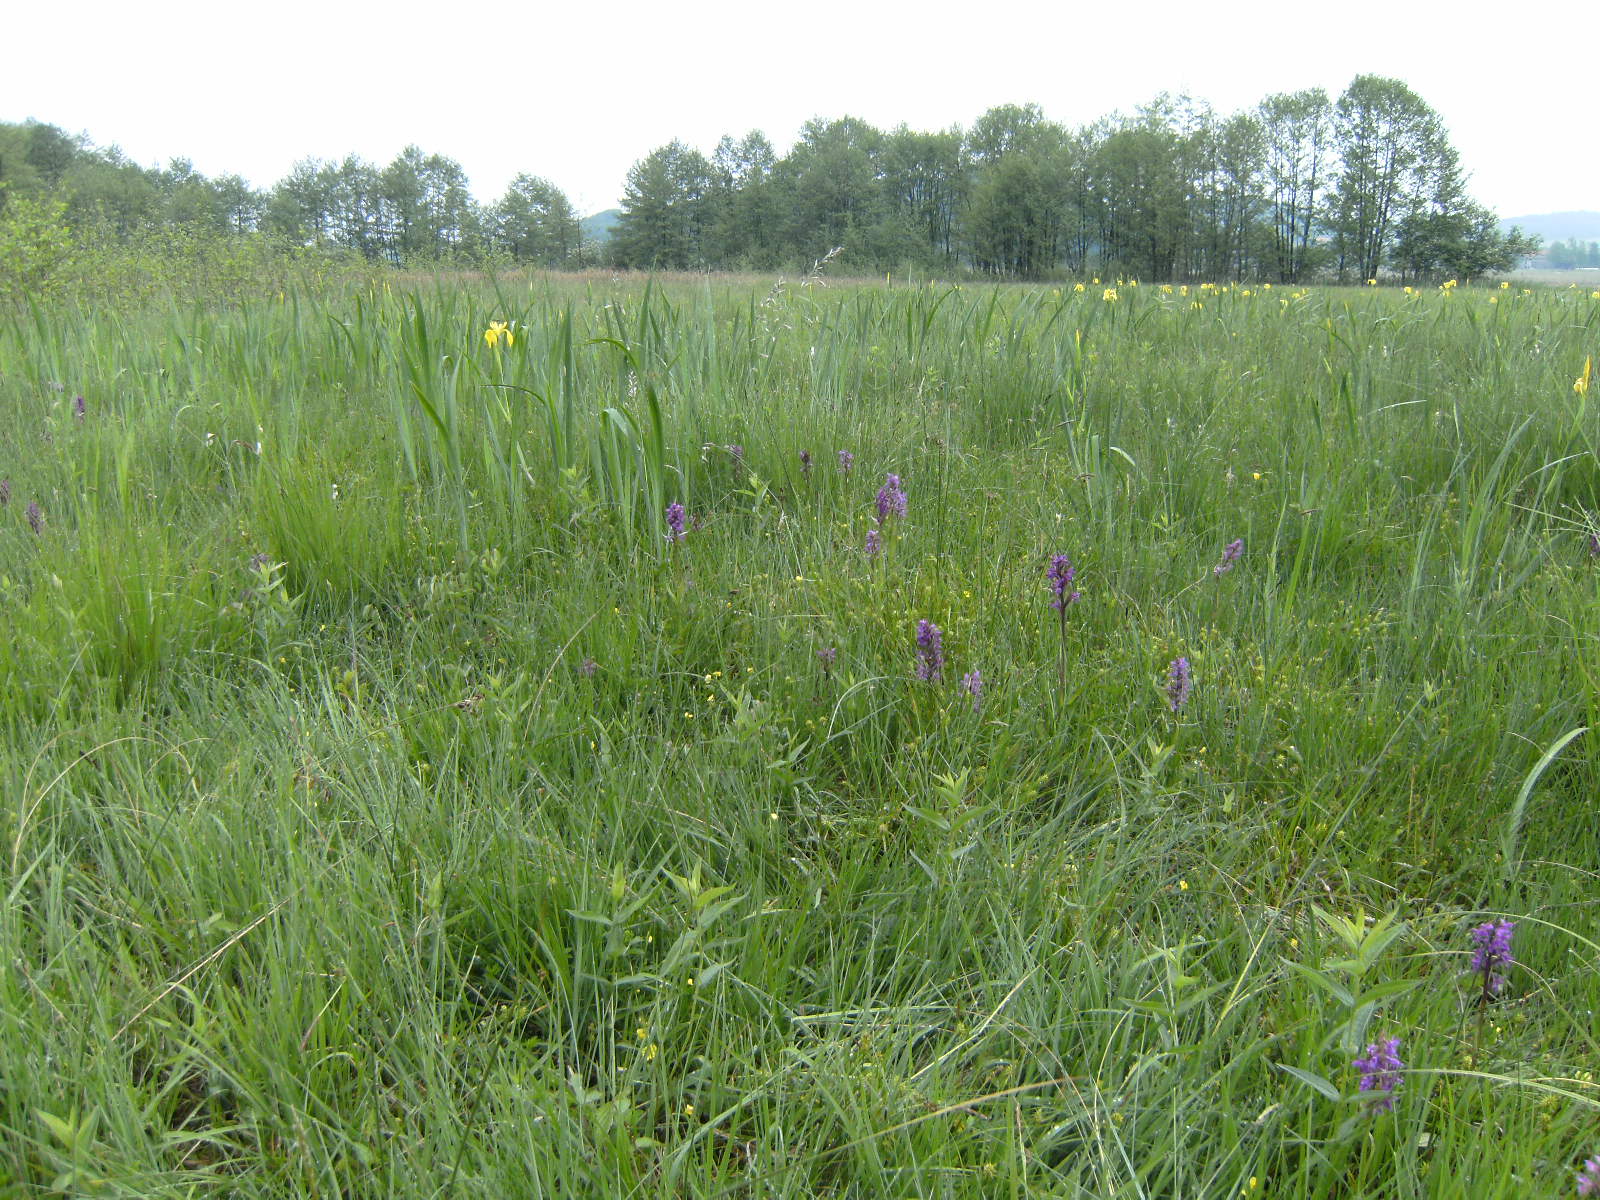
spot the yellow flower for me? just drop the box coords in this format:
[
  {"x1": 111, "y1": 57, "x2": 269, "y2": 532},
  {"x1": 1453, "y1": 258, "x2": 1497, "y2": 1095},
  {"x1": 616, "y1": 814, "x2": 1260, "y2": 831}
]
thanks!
[
  {"x1": 1366, "y1": 278, "x2": 1377, "y2": 286},
  {"x1": 1500, "y1": 280, "x2": 1510, "y2": 290},
  {"x1": 1073, "y1": 282, "x2": 1085, "y2": 292},
  {"x1": 483, "y1": 320, "x2": 513, "y2": 349},
  {"x1": 1103, "y1": 287, "x2": 1119, "y2": 302},
  {"x1": 1577, "y1": 356, "x2": 1593, "y2": 397}
]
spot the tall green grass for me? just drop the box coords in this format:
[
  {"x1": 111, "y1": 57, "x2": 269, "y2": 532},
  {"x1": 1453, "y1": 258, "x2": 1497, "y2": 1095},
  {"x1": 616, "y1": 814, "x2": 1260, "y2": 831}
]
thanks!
[{"x1": 0, "y1": 272, "x2": 1597, "y2": 1196}]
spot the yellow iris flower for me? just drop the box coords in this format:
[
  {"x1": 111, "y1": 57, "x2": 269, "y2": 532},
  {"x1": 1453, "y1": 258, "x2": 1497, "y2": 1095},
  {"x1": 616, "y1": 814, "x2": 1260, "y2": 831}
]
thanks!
[{"x1": 484, "y1": 321, "x2": 513, "y2": 350}]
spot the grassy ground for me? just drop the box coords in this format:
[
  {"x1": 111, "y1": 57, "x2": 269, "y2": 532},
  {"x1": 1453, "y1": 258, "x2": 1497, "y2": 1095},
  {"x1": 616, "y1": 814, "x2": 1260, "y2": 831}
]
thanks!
[{"x1": 0, "y1": 272, "x2": 1598, "y2": 1197}]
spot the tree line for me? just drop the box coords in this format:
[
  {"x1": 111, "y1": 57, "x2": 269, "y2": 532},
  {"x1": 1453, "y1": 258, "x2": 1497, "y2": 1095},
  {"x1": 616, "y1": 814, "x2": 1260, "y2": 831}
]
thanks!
[
  {"x1": 1544, "y1": 239, "x2": 1600, "y2": 270},
  {"x1": 613, "y1": 77, "x2": 1537, "y2": 282},
  {"x1": 0, "y1": 75, "x2": 1538, "y2": 282},
  {"x1": 0, "y1": 125, "x2": 583, "y2": 268}
]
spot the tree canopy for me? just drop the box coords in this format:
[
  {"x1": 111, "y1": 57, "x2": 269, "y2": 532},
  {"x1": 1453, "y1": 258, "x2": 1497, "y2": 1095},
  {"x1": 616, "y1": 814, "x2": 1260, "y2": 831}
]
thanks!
[{"x1": 1, "y1": 77, "x2": 1539, "y2": 281}]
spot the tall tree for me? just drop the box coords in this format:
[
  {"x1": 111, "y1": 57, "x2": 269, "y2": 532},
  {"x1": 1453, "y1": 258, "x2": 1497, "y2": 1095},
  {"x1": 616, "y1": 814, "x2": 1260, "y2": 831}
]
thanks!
[
  {"x1": 704, "y1": 131, "x2": 781, "y2": 265},
  {"x1": 612, "y1": 140, "x2": 713, "y2": 269},
  {"x1": 1089, "y1": 100, "x2": 1193, "y2": 280},
  {"x1": 963, "y1": 104, "x2": 1074, "y2": 278},
  {"x1": 265, "y1": 158, "x2": 339, "y2": 245},
  {"x1": 377, "y1": 146, "x2": 480, "y2": 262},
  {"x1": 877, "y1": 125, "x2": 966, "y2": 267},
  {"x1": 492, "y1": 174, "x2": 580, "y2": 265},
  {"x1": 24, "y1": 121, "x2": 81, "y2": 188},
  {"x1": 1326, "y1": 75, "x2": 1442, "y2": 281},
  {"x1": 1391, "y1": 140, "x2": 1539, "y2": 281},
  {"x1": 1259, "y1": 89, "x2": 1333, "y2": 282},
  {"x1": 782, "y1": 117, "x2": 883, "y2": 260}
]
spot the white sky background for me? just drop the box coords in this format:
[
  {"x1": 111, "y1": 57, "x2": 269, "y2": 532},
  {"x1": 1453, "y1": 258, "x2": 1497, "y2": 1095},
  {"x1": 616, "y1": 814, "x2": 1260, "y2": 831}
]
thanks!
[{"x1": 5, "y1": 0, "x2": 1594, "y2": 221}]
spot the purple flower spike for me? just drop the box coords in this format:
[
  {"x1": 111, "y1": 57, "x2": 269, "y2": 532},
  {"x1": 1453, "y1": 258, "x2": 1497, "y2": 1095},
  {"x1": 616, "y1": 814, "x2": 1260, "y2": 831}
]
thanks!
[
  {"x1": 1047, "y1": 555, "x2": 1080, "y2": 611},
  {"x1": 837, "y1": 450, "x2": 854, "y2": 474},
  {"x1": 1578, "y1": 1156, "x2": 1600, "y2": 1196},
  {"x1": 1469, "y1": 919, "x2": 1515, "y2": 997},
  {"x1": 1167, "y1": 657, "x2": 1192, "y2": 712},
  {"x1": 875, "y1": 474, "x2": 907, "y2": 522},
  {"x1": 579, "y1": 657, "x2": 598, "y2": 678},
  {"x1": 1353, "y1": 1036, "x2": 1403, "y2": 1112},
  {"x1": 914, "y1": 619, "x2": 944, "y2": 683},
  {"x1": 799, "y1": 450, "x2": 812, "y2": 478},
  {"x1": 1214, "y1": 537, "x2": 1244, "y2": 577},
  {"x1": 665, "y1": 501, "x2": 686, "y2": 544},
  {"x1": 73, "y1": 394, "x2": 86, "y2": 422},
  {"x1": 1588, "y1": 532, "x2": 1600, "y2": 558},
  {"x1": 865, "y1": 527, "x2": 881, "y2": 558},
  {"x1": 25, "y1": 500, "x2": 43, "y2": 534},
  {"x1": 817, "y1": 646, "x2": 837, "y2": 677},
  {"x1": 961, "y1": 669, "x2": 984, "y2": 712},
  {"x1": 0, "y1": 478, "x2": 9, "y2": 507}
]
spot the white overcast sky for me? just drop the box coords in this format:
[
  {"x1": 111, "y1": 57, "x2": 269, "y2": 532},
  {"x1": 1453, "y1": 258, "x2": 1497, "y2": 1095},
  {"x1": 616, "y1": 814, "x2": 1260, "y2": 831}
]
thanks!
[{"x1": 5, "y1": 0, "x2": 1594, "y2": 220}]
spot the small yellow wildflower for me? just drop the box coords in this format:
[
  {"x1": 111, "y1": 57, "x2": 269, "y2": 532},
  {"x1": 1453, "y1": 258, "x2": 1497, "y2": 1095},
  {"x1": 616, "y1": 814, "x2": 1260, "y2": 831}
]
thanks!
[
  {"x1": 1073, "y1": 282, "x2": 1085, "y2": 293},
  {"x1": 1577, "y1": 356, "x2": 1593, "y2": 397},
  {"x1": 1500, "y1": 280, "x2": 1510, "y2": 289},
  {"x1": 483, "y1": 320, "x2": 514, "y2": 349},
  {"x1": 1103, "y1": 287, "x2": 1119, "y2": 302}
]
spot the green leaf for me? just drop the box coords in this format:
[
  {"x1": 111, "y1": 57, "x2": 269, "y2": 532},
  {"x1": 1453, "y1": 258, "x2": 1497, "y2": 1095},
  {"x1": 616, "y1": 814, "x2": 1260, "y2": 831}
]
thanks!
[
  {"x1": 1276, "y1": 1063, "x2": 1343, "y2": 1102},
  {"x1": 1281, "y1": 958, "x2": 1355, "y2": 1007},
  {"x1": 1503, "y1": 726, "x2": 1586, "y2": 877}
]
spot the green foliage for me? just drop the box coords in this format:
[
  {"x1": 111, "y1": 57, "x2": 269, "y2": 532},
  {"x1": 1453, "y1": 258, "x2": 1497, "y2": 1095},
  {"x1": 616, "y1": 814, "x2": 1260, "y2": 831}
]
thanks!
[{"x1": 0, "y1": 188, "x2": 76, "y2": 304}]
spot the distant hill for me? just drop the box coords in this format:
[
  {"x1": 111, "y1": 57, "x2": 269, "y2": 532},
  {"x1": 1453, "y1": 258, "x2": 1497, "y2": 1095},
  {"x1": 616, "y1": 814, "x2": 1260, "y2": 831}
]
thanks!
[
  {"x1": 581, "y1": 209, "x2": 621, "y2": 243},
  {"x1": 1498, "y1": 211, "x2": 1600, "y2": 243}
]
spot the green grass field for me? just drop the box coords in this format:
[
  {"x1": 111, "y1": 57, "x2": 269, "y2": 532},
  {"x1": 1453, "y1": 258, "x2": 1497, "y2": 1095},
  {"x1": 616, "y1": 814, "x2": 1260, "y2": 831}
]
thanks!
[{"x1": 1, "y1": 272, "x2": 1598, "y2": 1197}]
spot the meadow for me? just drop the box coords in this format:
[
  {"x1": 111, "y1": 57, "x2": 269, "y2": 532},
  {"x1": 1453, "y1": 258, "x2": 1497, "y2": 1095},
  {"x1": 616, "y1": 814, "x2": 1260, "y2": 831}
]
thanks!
[{"x1": 0, "y1": 268, "x2": 1598, "y2": 1197}]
